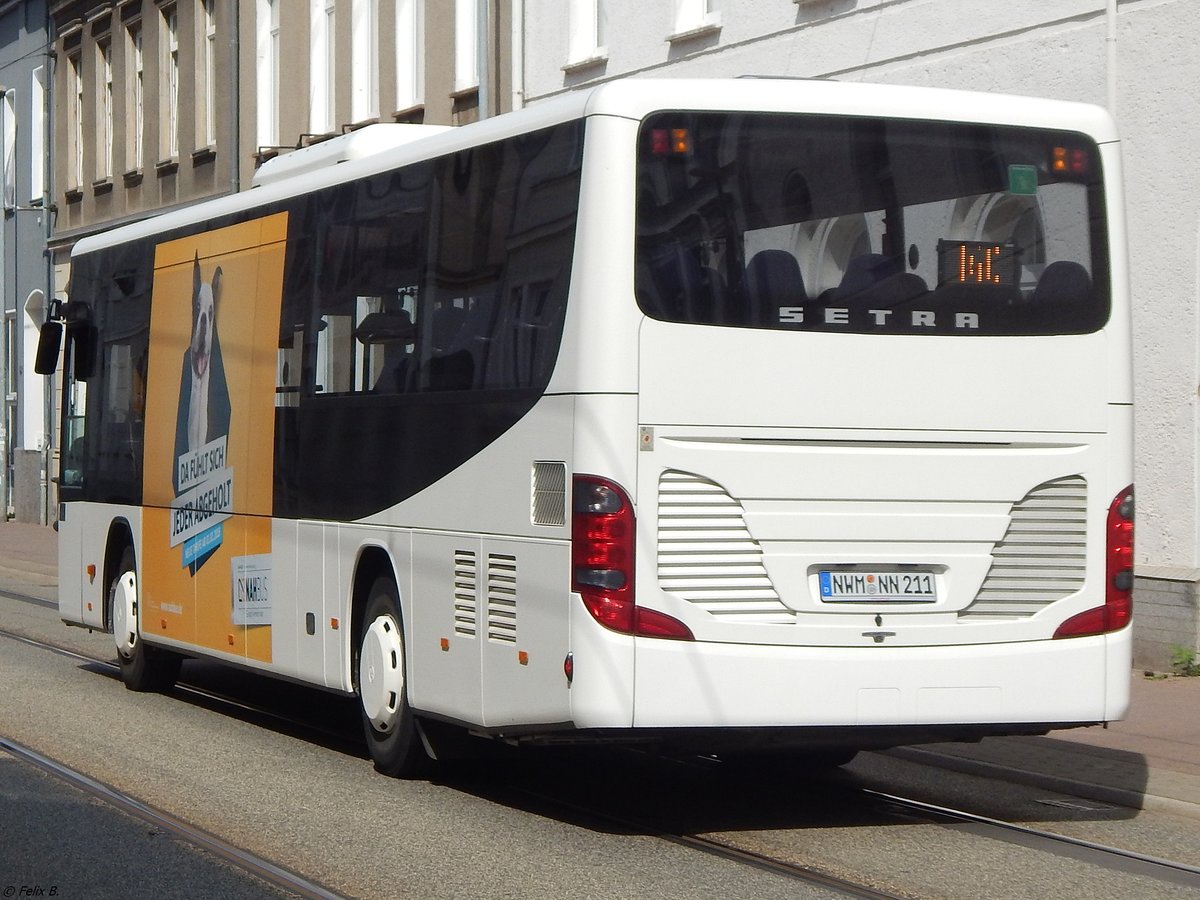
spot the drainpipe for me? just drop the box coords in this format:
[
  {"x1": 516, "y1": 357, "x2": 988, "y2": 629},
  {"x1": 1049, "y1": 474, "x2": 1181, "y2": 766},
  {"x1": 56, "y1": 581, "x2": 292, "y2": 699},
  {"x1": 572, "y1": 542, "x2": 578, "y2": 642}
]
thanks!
[
  {"x1": 43, "y1": 40, "x2": 55, "y2": 527},
  {"x1": 477, "y1": 0, "x2": 489, "y2": 119},
  {"x1": 511, "y1": 0, "x2": 524, "y2": 110},
  {"x1": 0, "y1": 85, "x2": 8, "y2": 522},
  {"x1": 230, "y1": 0, "x2": 241, "y2": 192},
  {"x1": 1106, "y1": 0, "x2": 1118, "y2": 114}
]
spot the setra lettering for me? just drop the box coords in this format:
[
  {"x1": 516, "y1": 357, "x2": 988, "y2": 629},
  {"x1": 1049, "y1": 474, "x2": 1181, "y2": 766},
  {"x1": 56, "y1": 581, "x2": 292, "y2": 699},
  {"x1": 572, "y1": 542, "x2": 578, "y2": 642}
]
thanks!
[{"x1": 776, "y1": 306, "x2": 981, "y2": 330}]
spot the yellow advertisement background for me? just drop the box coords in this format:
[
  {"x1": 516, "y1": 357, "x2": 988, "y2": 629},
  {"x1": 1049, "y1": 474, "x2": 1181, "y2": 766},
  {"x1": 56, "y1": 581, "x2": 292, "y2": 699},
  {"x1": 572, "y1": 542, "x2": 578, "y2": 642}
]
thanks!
[{"x1": 141, "y1": 214, "x2": 287, "y2": 662}]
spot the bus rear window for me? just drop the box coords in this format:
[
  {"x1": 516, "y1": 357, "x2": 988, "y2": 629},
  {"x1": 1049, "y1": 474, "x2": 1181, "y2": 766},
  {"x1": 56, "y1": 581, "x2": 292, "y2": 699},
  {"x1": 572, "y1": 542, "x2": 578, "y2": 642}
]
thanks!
[{"x1": 635, "y1": 112, "x2": 1110, "y2": 335}]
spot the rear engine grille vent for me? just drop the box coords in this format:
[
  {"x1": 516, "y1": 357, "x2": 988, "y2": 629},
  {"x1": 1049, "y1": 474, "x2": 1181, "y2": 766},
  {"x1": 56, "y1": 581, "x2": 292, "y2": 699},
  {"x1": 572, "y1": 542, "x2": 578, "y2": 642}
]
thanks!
[
  {"x1": 531, "y1": 461, "x2": 567, "y2": 526},
  {"x1": 453, "y1": 549, "x2": 478, "y2": 637},
  {"x1": 657, "y1": 470, "x2": 793, "y2": 623},
  {"x1": 486, "y1": 553, "x2": 518, "y2": 643},
  {"x1": 962, "y1": 475, "x2": 1088, "y2": 619}
]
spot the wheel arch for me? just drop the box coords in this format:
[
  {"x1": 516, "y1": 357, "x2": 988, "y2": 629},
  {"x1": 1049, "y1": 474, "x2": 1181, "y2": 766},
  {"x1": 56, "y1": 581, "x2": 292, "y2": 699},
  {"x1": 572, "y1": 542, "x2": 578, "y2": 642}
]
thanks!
[
  {"x1": 348, "y1": 543, "x2": 403, "y2": 690},
  {"x1": 102, "y1": 518, "x2": 136, "y2": 632}
]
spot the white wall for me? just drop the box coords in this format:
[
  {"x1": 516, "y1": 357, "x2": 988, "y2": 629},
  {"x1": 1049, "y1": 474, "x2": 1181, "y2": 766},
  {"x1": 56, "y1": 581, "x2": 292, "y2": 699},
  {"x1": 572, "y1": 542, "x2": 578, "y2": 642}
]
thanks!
[{"x1": 520, "y1": 0, "x2": 1200, "y2": 573}]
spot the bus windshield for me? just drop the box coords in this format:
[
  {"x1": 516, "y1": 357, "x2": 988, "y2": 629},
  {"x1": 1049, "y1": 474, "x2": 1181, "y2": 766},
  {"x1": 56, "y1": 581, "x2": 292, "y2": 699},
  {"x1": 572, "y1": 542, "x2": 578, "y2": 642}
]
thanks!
[{"x1": 635, "y1": 111, "x2": 1110, "y2": 335}]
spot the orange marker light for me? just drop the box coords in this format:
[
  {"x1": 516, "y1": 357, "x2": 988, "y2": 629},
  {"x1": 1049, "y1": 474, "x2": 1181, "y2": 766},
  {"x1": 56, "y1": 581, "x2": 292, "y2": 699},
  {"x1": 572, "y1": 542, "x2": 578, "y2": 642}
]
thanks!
[
  {"x1": 330, "y1": 618, "x2": 339, "y2": 630},
  {"x1": 671, "y1": 128, "x2": 690, "y2": 154},
  {"x1": 86, "y1": 564, "x2": 96, "y2": 583},
  {"x1": 440, "y1": 638, "x2": 450, "y2": 651},
  {"x1": 518, "y1": 651, "x2": 529, "y2": 666}
]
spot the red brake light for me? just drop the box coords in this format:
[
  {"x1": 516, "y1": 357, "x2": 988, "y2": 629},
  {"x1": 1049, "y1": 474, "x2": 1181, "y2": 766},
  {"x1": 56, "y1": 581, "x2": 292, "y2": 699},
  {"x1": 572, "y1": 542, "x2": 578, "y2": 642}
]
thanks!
[
  {"x1": 572, "y1": 475, "x2": 693, "y2": 641},
  {"x1": 1054, "y1": 485, "x2": 1134, "y2": 639}
]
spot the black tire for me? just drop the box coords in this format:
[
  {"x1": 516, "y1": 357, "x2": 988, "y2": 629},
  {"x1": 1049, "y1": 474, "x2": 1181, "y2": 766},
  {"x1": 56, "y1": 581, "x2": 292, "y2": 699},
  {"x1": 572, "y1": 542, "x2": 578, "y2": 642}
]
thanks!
[
  {"x1": 356, "y1": 576, "x2": 429, "y2": 778},
  {"x1": 108, "y1": 546, "x2": 181, "y2": 692}
]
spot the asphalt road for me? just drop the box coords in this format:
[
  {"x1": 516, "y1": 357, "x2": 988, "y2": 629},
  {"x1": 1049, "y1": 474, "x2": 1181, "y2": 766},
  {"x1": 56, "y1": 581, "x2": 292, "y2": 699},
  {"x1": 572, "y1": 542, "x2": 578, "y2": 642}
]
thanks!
[{"x1": 3, "y1": 589, "x2": 1200, "y2": 899}]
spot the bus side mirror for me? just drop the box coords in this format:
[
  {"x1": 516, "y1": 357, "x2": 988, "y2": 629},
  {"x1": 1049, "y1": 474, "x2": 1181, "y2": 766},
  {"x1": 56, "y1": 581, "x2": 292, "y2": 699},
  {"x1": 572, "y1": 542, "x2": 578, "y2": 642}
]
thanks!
[{"x1": 34, "y1": 321, "x2": 62, "y2": 375}]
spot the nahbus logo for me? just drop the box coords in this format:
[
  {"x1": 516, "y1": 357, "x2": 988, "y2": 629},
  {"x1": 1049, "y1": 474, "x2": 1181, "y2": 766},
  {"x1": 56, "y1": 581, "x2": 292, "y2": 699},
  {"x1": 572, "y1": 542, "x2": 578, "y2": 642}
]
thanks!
[{"x1": 232, "y1": 554, "x2": 272, "y2": 626}]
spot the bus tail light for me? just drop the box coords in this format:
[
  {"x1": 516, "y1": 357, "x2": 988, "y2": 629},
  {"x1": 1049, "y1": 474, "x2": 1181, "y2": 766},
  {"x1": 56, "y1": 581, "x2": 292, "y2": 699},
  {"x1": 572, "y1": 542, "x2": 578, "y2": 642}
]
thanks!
[
  {"x1": 1054, "y1": 485, "x2": 1134, "y2": 639},
  {"x1": 572, "y1": 475, "x2": 693, "y2": 641}
]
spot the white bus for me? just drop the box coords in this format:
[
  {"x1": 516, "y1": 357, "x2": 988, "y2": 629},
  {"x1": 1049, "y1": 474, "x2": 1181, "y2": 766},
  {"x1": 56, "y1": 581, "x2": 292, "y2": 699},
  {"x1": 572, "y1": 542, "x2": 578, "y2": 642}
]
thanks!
[{"x1": 40, "y1": 78, "x2": 1133, "y2": 776}]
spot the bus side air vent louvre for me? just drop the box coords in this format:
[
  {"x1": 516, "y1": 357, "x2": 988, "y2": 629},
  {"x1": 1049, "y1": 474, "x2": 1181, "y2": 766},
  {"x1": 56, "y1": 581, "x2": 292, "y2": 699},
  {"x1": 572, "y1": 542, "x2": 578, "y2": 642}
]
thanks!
[
  {"x1": 453, "y1": 549, "x2": 478, "y2": 638},
  {"x1": 531, "y1": 461, "x2": 568, "y2": 527},
  {"x1": 656, "y1": 470, "x2": 793, "y2": 624},
  {"x1": 961, "y1": 475, "x2": 1088, "y2": 620},
  {"x1": 486, "y1": 553, "x2": 518, "y2": 643}
]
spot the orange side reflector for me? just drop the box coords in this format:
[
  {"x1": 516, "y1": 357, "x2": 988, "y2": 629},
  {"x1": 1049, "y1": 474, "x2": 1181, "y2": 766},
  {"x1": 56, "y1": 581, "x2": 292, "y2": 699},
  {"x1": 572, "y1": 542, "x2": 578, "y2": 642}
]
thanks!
[
  {"x1": 330, "y1": 618, "x2": 339, "y2": 630},
  {"x1": 86, "y1": 564, "x2": 96, "y2": 583},
  {"x1": 228, "y1": 634, "x2": 235, "y2": 645},
  {"x1": 440, "y1": 638, "x2": 450, "y2": 651},
  {"x1": 86, "y1": 602, "x2": 93, "y2": 612},
  {"x1": 518, "y1": 651, "x2": 529, "y2": 666}
]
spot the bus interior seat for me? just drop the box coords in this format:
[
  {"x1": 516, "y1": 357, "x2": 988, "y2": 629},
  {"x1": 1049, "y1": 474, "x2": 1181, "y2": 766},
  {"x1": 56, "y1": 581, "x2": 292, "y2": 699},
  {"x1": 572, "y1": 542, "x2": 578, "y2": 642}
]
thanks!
[
  {"x1": 356, "y1": 309, "x2": 414, "y2": 393},
  {"x1": 642, "y1": 243, "x2": 708, "y2": 320},
  {"x1": 737, "y1": 249, "x2": 806, "y2": 325},
  {"x1": 836, "y1": 253, "x2": 896, "y2": 296},
  {"x1": 1032, "y1": 260, "x2": 1092, "y2": 305},
  {"x1": 831, "y1": 253, "x2": 929, "y2": 311},
  {"x1": 427, "y1": 303, "x2": 475, "y2": 391},
  {"x1": 431, "y1": 304, "x2": 467, "y2": 351}
]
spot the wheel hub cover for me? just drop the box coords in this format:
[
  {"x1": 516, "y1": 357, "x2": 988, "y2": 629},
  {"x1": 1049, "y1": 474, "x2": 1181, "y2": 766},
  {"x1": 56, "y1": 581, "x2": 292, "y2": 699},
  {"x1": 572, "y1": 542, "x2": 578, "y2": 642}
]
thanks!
[
  {"x1": 112, "y1": 572, "x2": 138, "y2": 657},
  {"x1": 360, "y1": 615, "x2": 404, "y2": 733}
]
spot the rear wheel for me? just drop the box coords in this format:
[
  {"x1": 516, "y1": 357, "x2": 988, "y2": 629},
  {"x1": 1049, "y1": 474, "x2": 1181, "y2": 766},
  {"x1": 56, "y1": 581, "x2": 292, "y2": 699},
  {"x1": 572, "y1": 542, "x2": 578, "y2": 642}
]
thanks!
[
  {"x1": 356, "y1": 576, "x2": 429, "y2": 777},
  {"x1": 108, "y1": 547, "x2": 181, "y2": 692}
]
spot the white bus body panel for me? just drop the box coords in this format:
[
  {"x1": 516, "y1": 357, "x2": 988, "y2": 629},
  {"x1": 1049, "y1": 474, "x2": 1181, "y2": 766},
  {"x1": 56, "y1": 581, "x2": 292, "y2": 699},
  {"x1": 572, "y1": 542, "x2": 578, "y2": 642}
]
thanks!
[
  {"x1": 57, "y1": 502, "x2": 143, "y2": 632},
  {"x1": 629, "y1": 628, "x2": 1131, "y2": 728},
  {"x1": 638, "y1": 326, "x2": 1112, "y2": 433}
]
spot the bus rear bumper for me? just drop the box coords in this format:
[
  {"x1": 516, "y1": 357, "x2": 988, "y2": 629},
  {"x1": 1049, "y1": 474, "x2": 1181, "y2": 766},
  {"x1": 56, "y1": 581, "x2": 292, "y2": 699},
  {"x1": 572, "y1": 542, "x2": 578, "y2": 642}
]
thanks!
[{"x1": 617, "y1": 627, "x2": 1131, "y2": 732}]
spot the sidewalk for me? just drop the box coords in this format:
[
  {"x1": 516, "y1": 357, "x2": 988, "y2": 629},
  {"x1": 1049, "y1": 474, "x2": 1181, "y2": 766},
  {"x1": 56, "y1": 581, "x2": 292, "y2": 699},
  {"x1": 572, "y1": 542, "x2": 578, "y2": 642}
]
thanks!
[
  {"x1": 0, "y1": 521, "x2": 58, "y2": 603},
  {"x1": 2, "y1": 521, "x2": 1199, "y2": 818}
]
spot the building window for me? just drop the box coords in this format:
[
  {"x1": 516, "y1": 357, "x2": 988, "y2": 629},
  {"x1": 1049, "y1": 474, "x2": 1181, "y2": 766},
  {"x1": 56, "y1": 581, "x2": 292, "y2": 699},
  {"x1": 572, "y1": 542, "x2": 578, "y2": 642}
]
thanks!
[
  {"x1": 257, "y1": 0, "x2": 280, "y2": 146},
  {"x1": 671, "y1": 0, "x2": 720, "y2": 39},
  {"x1": 2, "y1": 90, "x2": 14, "y2": 209},
  {"x1": 352, "y1": 0, "x2": 379, "y2": 123},
  {"x1": 309, "y1": 0, "x2": 335, "y2": 134},
  {"x1": 67, "y1": 52, "x2": 84, "y2": 190},
  {"x1": 454, "y1": 0, "x2": 478, "y2": 92},
  {"x1": 396, "y1": 0, "x2": 424, "y2": 111},
  {"x1": 196, "y1": 0, "x2": 217, "y2": 148},
  {"x1": 125, "y1": 21, "x2": 144, "y2": 173},
  {"x1": 159, "y1": 4, "x2": 179, "y2": 161},
  {"x1": 567, "y1": 0, "x2": 607, "y2": 67},
  {"x1": 30, "y1": 67, "x2": 46, "y2": 203},
  {"x1": 97, "y1": 39, "x2": 114, "y2": 181}
]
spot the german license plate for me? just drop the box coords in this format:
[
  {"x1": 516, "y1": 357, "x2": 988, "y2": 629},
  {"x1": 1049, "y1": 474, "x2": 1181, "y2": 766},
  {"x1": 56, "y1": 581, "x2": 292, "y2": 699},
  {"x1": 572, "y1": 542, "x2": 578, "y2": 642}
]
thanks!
[{"x1": 818, "y1": 570, "x2": 937, "y2": 602}]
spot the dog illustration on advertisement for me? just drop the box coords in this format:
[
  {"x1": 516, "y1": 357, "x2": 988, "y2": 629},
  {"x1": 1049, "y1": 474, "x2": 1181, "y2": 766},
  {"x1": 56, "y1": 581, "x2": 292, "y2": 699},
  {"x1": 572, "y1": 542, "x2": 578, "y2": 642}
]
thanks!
[{"x1": 173, "y1": 253, "x2": 231, "y2": 495}]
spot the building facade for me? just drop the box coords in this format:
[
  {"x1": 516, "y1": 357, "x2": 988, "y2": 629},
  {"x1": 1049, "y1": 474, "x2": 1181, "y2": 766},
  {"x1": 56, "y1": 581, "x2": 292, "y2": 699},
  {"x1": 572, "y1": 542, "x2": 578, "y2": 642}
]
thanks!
[
  {"x1": 41, "y1": 0, "x2": 512, "y2": 514},
  {"x1": 0, "y1": 1, "x2": 51, "y2": 524},
  {"x1": 522, "y1": 0, "x2": 1200, "y2": 671}
]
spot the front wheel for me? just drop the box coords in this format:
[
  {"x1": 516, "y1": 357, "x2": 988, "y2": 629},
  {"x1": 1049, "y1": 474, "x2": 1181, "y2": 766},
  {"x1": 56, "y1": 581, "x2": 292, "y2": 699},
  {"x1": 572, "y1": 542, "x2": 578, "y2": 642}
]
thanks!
[
  {"x1": 357, "y1": 576, "x2": 429, "y2": 777},
  {"x1": 108, "y1": 547, "x2": 181, "y2": 692}
]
